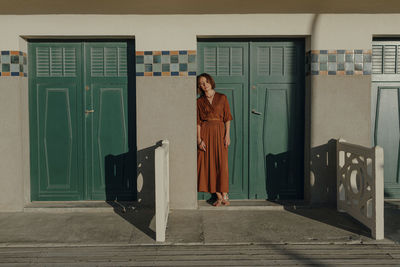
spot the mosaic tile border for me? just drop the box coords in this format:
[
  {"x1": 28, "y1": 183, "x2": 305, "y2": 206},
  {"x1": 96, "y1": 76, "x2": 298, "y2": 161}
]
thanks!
[
  {"x1": 307, "y1": 50, "x2": 372, "y2": 76},
  {"x1": 136, "y1": 50, "x2": 196, "y2": 77},
  {"x1": 0, "y1": 51, "x2": 28, "y2": 77}
]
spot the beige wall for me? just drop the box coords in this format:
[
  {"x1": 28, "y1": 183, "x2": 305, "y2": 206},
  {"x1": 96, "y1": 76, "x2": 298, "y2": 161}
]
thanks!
[
  {"x1": 0, "y1": 78, "x2": 25, "y2": 211},
  {"x1": 310, "y1": 75, "x2": 371, "y2": 147},
  {"x1": 2, "y1": 0, "x2": 400, "y2": 14},
  {"x1": 1, "y1": 12, "x2": 398, "y2": 210},
  {"x1": 305, "y1": 75, "x2": 372, "y2": 204},
  {"x1": 1, "y1": 14, "x2": 400, "y2": 51},
  {"x1": 136, "y1": 77, "x2": 197, "y2": 209}
]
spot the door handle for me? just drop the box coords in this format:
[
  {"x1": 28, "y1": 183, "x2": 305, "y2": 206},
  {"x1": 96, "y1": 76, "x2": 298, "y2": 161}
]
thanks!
[
  {"x1": 85, "y1": 109, "x2": 94, "y2": 114},
  {"x1": 251, "y1": 109, "x2": 262, "y2": 115}
]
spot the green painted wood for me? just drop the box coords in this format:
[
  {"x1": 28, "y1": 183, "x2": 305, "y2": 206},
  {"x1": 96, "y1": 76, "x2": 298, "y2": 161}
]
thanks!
[
  {"x1": 372, "y1": 83, "x2": 400, "y2": 198},
  {"x1": 197, "y1": 40, "x2": 304, "y2": 200},
  {"x1": 197, "y1": 42, "x2": 249, "y2": 200},
  {"x1": 249, "y1": 41, "x2": 305, "y2": 200},
  {"x1": 29, "y1": 43, "x2": 84, "y2": 200},
  {"x1": 84, "y1": 43, "x2": 130, "y2": 201},
  {"x1": 29, "y1": 41, "x2": 131, "y2": 201}
]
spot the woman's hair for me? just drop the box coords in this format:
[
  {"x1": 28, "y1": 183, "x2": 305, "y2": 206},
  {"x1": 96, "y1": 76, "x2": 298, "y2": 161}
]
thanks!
[{"x1": 197, "y1": 73, "x2": 215, "y2": 95}]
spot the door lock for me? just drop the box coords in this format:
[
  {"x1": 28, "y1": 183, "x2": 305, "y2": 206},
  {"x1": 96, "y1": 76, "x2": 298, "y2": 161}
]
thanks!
[
  {"x1": 85, "y1": 109, "x2": 95, "y2": 114},
  {"x1": 251, "y1": 109, "x2": 262, "y2": 115}
]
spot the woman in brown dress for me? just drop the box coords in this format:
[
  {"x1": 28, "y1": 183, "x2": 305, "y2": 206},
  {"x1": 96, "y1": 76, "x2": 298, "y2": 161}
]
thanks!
[{"x1": 197, "y1": 73, "x2": 233, "y2": 206}]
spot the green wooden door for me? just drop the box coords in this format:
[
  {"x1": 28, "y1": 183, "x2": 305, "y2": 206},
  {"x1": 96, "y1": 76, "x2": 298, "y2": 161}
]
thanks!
[
  {"x1": 197, "y1": 42, "x2": 249, "y2": 199},
  {"x1": 372, "y1": 83, "x2": 400, "y2": 198},
  {"x1": 249, "y1": 41, "x2": 305, "y2": 199},
  {"x1": 29, "y1": 41, "x2": 131, "y2": 201},
  {"x1": 371, "y1": 41, "x2": 400, "y2": 198},
  {"x1": 84, "y1": 43, "x2": 130, "y2": 200},
  {"x1": 197, "y1": 40, "x2": 304, "y2": 200}
]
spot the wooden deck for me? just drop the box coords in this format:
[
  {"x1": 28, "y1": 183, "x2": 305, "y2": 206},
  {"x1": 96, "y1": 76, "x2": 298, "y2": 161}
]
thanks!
[{"x1": 1, "y1": 243, "x2": 399, "y2": 266}]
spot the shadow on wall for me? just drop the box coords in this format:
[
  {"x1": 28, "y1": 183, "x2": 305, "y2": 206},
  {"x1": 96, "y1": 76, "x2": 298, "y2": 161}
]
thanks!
[
  {"x1": 104, "y1": 142, "x2": 165, "y2": 241},
  {"x1": 383, "y1": 201, "x2": 400, "y2": 243},
  {"x1": 104, "y1": 152, "x2": 137, "y2": 202},
  {"x1": 266, "y1": 152, "x2": 290, "y2": 200},
  {"x1": 309, "y1": 139, "x2": 337, "y2": 206},
  {"x1": 102, "y1": 41, "x2": 158, "y2": 240},
  {"x1": 265, "y1": 150, "x2": 304, "y2": 201}
]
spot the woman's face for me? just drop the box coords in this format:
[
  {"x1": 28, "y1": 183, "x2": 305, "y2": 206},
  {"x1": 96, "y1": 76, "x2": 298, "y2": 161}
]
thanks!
[{"x1": 198, "y1": 77, "x2": 212, "y2": 93}]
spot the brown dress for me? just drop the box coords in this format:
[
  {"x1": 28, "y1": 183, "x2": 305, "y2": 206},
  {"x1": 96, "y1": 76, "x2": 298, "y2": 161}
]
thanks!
[{"x1": 197, "y1": 92, "x2": 233, "y2": 193}]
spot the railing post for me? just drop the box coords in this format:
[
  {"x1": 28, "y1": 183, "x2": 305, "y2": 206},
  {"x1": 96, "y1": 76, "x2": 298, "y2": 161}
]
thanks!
[
  {"x1": 155, "y1": 140, "x2": 170, "y2": 242},
  {"x1": 336, "y1": 139, "x2": 384, "y2": 240},
  {"x1": 373, "y1": 146, "x2": 384, "y2": 240}
]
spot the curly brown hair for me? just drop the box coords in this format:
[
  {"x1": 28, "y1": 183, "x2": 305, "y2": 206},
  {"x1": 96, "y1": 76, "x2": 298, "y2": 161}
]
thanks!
[{"x1": 197, "y1": 73, "x2": 215, "y2": 96}]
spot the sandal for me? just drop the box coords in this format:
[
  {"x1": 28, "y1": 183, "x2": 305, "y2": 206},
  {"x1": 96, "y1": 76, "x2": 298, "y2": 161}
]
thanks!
[
  {"x1": 212, "y1": 198, "x2": 222, "y2": 207},
  {"x1": 221, "y1": 194, "x2": 230, "y2": 206}
]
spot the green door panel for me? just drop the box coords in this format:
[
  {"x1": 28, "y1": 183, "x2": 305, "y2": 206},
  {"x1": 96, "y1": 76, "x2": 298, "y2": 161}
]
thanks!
[
  {"x1": 372, "y1": 84, "x2": 400, "y2": 198},
  {"x1": 29, "y1": 43, "x2": 84, "y2": 200},
  {"x1": 249, "y1": 41, "x2": 304, "y2": 200},
  {"x1": 198, "y1": 40, "x2": 304, "y2": 200},
  {"x1": 215, "y1": 83, "x2": 245, "y2": 199},
  {"x1": 197, "y1": 42, "x2": 249, "y2": 199},
  {"x1": 30, "y1": 41, "x2": 132, "y2": 201},
  {"x1": 84, "y1": 43, "x2": 130, "y2": 201}
]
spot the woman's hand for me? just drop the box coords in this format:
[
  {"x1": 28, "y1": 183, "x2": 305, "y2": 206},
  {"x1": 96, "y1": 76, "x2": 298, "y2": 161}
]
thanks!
[
  {"x1": 224, "y1": 135, "x2": 230, "y2": 148},
  {"x1": 198, "y1": 140, "x2": 206, "y2": 151}
]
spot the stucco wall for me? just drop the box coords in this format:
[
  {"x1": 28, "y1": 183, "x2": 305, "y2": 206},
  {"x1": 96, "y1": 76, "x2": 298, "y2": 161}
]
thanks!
[
  {"x1": 305, "y1": 75, "x2": 371, "y2": 204},
  {"x1": 310, "y1": 75, "x2": 371, "y2": 147},
  {"x1": 0, "y1": 13, "x2": 398, "y2": 210},
  {"x1": 1, "y1": 14, "x2": 400, "y2": 51},
  {"x1": 136, "y1": 77, "x2": 197, "y2": 209},
  {"x1": 3, "y1": 0, "x2": 400, "y2": 14},
  {"x1": 0, "y1": 78, "x2": 25, "y2": 211}
]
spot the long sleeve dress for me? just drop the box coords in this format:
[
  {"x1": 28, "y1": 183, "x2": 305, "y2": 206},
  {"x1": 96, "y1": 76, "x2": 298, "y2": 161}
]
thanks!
[{"x1": 197, "y1": 92, "x2": 233, "y2": 193}]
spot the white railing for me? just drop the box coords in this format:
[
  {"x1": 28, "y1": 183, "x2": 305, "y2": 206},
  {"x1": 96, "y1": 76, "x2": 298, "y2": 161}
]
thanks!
[
  {"x1": 336, "y1": 139, "x2": 384, "y2": 240},
  {"x1": 155, "y1": 140, "x2": 170, "y2": 242}
]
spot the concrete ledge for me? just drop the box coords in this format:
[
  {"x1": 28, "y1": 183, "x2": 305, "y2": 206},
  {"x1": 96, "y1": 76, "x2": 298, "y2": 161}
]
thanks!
[
  {"x1": 198, "y1": 200, "x2": 312, "y2": 211},
  {"x1": 23, "y1": 201, "x2": 116, "y2": 213}
]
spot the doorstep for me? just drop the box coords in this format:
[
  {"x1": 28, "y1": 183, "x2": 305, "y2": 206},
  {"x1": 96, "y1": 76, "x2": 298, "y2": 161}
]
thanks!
[
  {"x1": 24, "y1": 201, "x2": 118, "y2": 213},
  {"x1": 198, "y1": 200, "x2": 311, "y2": 211}
]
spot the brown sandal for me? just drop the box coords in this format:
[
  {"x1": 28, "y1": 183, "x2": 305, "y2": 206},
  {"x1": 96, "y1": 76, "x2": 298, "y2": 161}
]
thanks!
[{"x1": 221, "y1": 195, "x2": 230, "y2": 206}]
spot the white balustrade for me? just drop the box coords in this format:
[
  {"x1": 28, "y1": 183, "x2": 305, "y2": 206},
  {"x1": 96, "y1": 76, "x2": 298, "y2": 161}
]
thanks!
[
  {"x1": 336, "y1": 139, "x2": 384, "y2": 240},
  {"x1": 155, "y1": 140, "x2": 170, "y2": 242}
]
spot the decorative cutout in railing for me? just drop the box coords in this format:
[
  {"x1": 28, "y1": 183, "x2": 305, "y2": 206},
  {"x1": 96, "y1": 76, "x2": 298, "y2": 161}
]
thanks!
[
  {"x1": 155, "y1": 140, "x2": 170, "y2": 242},
  {"x1": 336, "y1": 139, "x2": 384, "y2": 240}
]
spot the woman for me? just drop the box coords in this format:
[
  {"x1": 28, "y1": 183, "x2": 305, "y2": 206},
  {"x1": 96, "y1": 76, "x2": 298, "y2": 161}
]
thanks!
[{"x1": 197, "y1": 73, "x2": 233, "y2": 206}]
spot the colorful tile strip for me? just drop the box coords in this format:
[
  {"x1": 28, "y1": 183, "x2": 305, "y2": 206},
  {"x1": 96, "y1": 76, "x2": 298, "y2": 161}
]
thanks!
[
  {"x1": 308, "y1": 49, "x2": 372, "y2": 75},
  {"x1": 1, "y1": 49, "x2": 372, "y2": 78},
  {"x1": 0, "y1": 51, "x2": 28, "y2": 77},
  {"x1": 136, "y1": 50, "x2": 196, "y2": 77}
]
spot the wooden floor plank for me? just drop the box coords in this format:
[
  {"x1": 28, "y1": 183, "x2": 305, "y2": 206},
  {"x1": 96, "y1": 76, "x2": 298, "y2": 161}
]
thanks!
[{"x1": 1, "y1": 244, "x2": 399, "y2": 266}]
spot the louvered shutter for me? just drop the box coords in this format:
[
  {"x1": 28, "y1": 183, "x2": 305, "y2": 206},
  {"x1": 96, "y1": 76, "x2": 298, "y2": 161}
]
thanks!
[
  {"x1": 90, "y1": 46, "x2": 127, "y2": 77},
  {"x1": 36, "y1": 46, "x2": 77, "y2": 77},
  {"x1": 252, "y1": 42, "x2": 300, "y2": 83},
  {"x1": 372, "y1": 41, "x2": 400, "y2": 81},
  {"x1": 202, "y1": 45, "x2": 244, "y2": 77}
]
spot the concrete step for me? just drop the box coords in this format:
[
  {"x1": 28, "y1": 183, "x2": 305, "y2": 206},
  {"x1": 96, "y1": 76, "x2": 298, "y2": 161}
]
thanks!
[
  {"x1": 23, "y1": 201, "x2": 120, "y2": 213},
  {"x1": 198, "y1": 200, "x2": 310, "y2": 211}
]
